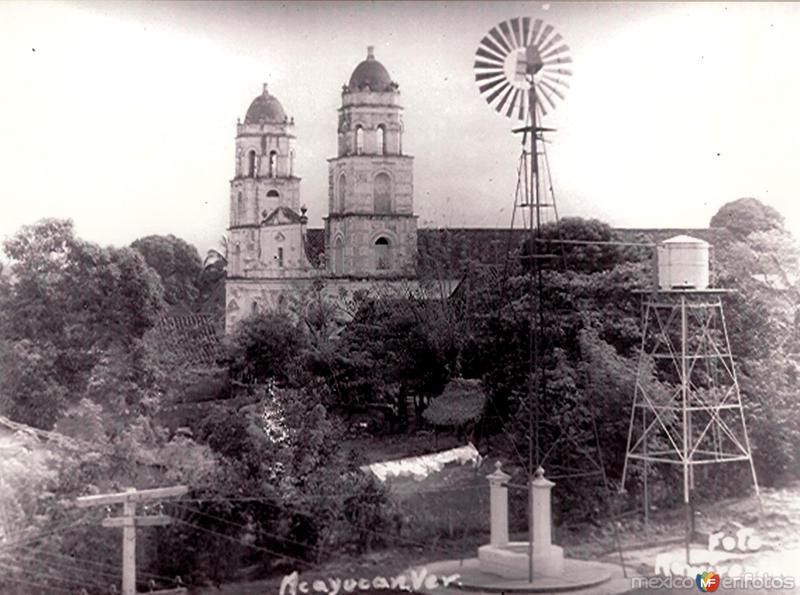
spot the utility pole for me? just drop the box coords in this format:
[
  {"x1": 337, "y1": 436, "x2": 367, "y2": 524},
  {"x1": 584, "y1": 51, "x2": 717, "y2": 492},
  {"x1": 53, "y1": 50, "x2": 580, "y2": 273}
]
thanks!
[{"x1": 76, "y1": 485, "x2": 188, "y2": 595}]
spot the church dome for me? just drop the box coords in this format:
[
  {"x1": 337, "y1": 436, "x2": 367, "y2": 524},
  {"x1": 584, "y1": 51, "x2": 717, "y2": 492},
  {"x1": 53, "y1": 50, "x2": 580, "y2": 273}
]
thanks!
[
  {"x1": 348, "y1": 46, "x2": 394, "y2": 91},
  {"x1": 244, "y1": 84, "x2": 287, "y2": 124}
]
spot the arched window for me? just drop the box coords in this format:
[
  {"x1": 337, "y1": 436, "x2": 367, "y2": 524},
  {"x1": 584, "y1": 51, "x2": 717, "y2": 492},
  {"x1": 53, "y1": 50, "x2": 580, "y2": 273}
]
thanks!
[
  {"x1": 355, "y1": 126, "x2": 364, "y2": 155},
  {"x1": 375, "y1": 237, "x2": 391, "y2": 270},
  {"x1": 277, "y1": 247, "x2": 284, "y2": 268},
  {"x1": 237, "y1": 192, "x2": 244, "y2": 218},
  {"x1": 267, "y1": 189, "x2": 280, "y2": 205},
  {"x1": 247, "y1": 150, "x2": 256, "y2": 177},
  {"x1": 234, "y1": 243, "x2": 241, "y2": 273},
  {"x1": 376, "y1": 125, "x2": 386, "y2": 155},
  {"x1": 373, "y1": 172, "x2": 391, "y2": 214},
  {"x1": 289, "y1": 149, "x2": 295, "y2": 176},
  {"x1": 269, "y1": 151, "x2": 278, "y2": 178},
  {"x1": 251, "y1": 301, "x2": 259, "y2": 315},
  {"x1": 337, "y1": 173, "x2": 346, "y2": 212},
  {"x1": 333, "y1": 237, "x2": 344, "y2": 275}
]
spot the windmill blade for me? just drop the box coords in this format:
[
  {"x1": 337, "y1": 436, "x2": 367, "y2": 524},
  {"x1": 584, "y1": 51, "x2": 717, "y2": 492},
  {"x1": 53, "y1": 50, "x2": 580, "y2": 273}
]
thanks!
[
  {"x1": 486, "y1": 80, "x2": 511, "y2": 104},
  {"x1": 479, "y1": 35, "x2": 509, "y2": 60},
  {"x1": 538, "y1": 79, "x2": 565, "y2": 101},
  {"x1": 489, "y1": 27, "x2": 512, "y2": 54},
  {"x1": 476, "y1": 46, "x2": 505, "y2": 66},
  {"x1": 505, "y1": 89, "x2": 521, "y2": 119},
  {"x1": 538, "y1": 33, "x2": 563, "y2": 56},
  {"x1": 478, "y1": 75, "x2": 506, "y2": 94},
  {"x1": 475, "y1": 70, "x2": 506, "y2": 82},
  {"x1": 499, "y1": 21, "x2": 517, "y2": 50},
  {"x1": 541, "y1": 73, "x2": 571, "y2": 89},
  {"x1": 536, "y1": 24, "x2": 555, "y2": 49},
  {"x1": 536, "y1": 82, "x2": 558, "y2": 110},
  {"x1": 543, "y1": 55, "x2": 573, "y2": 66},
  {"x1": 522, "y1": 17, "x2": 532, "y2": 46},
  {"x1": 474, "y1": 59, "x2": 504, "y2": 71},
  {"x1": 541, "y1": 43, "x2": 570, "y2": 62},
  {"x1": 536, "y1": 97, "x2": 548, "y2": 118},
  {"x1": 478, "y1": 76, "x2": 508, "y2": 94},
  {"x1": 529, "y1": 19, "x2": 544, "y2": 47},
  {"x1": 517, "y1": 90, "x2": 528, "y2": 121},
  {"x1": 497, "y1": 85, "x2": 516, "y2": 114},
  {"x1": 542, "y1": 66, "x2": 573, "y2": 77},
  {"x1": 511, "y1": 17, "x2": 524, "y2": 47}
]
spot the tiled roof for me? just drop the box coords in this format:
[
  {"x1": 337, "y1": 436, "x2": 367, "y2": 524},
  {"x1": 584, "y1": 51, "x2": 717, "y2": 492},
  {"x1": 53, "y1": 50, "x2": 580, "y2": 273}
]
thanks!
[{"x1": 150, "y1": 314, "x2": 224, "y2": 366}]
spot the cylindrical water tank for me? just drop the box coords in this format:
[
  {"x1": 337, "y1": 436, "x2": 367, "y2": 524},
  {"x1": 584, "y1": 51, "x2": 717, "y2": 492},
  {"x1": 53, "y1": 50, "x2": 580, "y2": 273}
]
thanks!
[{"x1": 657, "y1": 235, "x2": 710, "y2": 290}]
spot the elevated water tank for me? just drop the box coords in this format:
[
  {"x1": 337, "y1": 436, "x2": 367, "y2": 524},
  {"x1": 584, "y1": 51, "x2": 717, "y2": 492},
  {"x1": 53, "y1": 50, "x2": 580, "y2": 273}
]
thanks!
[{"x1": 657, "y1": 235, "x2": 710, "y2": 290}]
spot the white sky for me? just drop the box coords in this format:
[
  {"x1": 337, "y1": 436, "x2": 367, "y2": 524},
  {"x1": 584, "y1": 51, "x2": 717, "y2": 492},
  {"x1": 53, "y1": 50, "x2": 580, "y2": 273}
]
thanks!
[{"x1": 1, "y1": 1, "x2": 799, "y2": 257}]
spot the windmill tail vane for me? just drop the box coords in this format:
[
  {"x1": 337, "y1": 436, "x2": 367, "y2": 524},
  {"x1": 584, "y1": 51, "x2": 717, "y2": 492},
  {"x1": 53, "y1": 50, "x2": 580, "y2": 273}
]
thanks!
[{"x1": 474, "y1": 17, "x2": 572, "y2": 121}]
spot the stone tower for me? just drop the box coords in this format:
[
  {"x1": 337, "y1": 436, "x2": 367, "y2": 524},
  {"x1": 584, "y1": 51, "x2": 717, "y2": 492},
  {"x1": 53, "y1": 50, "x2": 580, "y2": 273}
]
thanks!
[
  {"x1": 325, "y1": 47, "x2": 417, "y2": 277},
  {"x1": 228, "y1": 84, "x2": 302, "y2": 278}
]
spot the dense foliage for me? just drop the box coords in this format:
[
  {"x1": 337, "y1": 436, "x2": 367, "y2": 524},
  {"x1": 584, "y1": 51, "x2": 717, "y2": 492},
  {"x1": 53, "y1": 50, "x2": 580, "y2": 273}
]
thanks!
[
  {"x1": 0, "y1": 221, "x2": 389, "y2": 593},
  {"x1": 3, "y1": 202, "x2": 800, "y2": 591}
]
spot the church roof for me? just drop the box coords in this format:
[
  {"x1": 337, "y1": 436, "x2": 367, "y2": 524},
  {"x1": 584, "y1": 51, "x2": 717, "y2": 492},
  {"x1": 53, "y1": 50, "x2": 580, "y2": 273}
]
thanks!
[
  {"x1": 244, "y1": 84, "x2": 287, "y2": 125},
  {"x1": 303, "y1": 227, "x2": 736, "y2": 272},
  {"x1": 348, "y1": 46, "x2": 395, "y2": 92}
]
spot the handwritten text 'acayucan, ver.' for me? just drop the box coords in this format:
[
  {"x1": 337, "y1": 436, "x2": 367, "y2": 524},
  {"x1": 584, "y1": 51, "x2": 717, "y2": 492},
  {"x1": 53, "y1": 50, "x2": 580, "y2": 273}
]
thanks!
[{"x1": 279, "y1": 568, "x2": 461, "y2": 595}]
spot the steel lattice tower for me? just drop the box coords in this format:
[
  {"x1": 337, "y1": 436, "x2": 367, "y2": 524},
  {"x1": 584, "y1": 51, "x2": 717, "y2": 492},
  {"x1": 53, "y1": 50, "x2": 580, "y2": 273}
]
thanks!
[{"x1": 621, "y1": 284, "x2": 760, "y2": 562}]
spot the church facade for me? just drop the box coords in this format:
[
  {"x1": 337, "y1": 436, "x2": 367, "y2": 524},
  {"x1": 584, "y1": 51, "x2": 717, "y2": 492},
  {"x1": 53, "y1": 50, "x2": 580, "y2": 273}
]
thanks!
[{"x1": 225, "y1": 48, "x2": 420, "y2": 331}]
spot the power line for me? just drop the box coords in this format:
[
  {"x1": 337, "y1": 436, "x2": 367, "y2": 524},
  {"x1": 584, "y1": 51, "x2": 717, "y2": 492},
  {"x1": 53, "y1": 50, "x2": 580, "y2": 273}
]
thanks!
[
  {"x1": 171, "y1": 518, "x2": 315, "y2": 569},
  {"x1": 0, "y1": 558, "x2": 99, "y2": 591},
  {"x1": 170, "y1": 502, "x2": 322, "y2": 555},
  {"x1": 0, "y1": 569, "x2": 74, "y2": 594},
  {"x1": 0, "y1": 514, "x2": 94, "y2": 553},
  {"x1": 15, "y1": 546, "x2": 122, "y2": 582},
  {"x1": 17, "y1": 543, "x2": 176, "y2": 584}
]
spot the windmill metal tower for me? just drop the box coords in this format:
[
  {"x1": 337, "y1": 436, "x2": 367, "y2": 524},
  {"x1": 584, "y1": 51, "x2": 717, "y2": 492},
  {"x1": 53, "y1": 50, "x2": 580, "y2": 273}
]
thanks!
[
  {"x1": 620, "y1": 235, "x2": 760, "y2": 563},
  {"x1": 473, "y1": 18, "x2": 630, "y2": 582}
]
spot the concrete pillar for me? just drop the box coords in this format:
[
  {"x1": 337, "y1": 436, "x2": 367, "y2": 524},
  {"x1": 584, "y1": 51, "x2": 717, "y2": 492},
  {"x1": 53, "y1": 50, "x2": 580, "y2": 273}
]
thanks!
[
  {"x1": 487, "y1": 461, "x2": 510, "y2": 546},
  {"x1": 531, "y1": 466, "x2": 554, "y2": 549}
]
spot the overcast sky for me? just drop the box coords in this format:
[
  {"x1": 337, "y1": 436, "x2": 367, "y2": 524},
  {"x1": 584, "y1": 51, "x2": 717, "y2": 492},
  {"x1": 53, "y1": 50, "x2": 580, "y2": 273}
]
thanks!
[{"x1": 2, "y1": 1, "x2": 799, "y2": 256}]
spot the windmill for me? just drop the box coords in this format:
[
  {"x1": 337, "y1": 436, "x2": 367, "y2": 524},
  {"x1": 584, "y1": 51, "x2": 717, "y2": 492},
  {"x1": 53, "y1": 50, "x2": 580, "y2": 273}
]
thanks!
[
  {"x1": 471, "y1": 19, "x2": 626, "y2": 582},
  {"x1": 474, "y1": 17, "x2": 572, "y2": 122},
  {"x1": 473, "y1": 15, "x2": 579, "y2": 486}
]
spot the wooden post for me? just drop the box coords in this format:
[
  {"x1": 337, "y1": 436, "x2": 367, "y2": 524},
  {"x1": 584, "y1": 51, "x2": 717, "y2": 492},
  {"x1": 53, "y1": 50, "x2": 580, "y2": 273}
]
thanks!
[
  {"x1": 76, "y1": 485, "x2": 188, "y2": 595},
  {"x1": 123, "y1": 488, "x2": 136, "y2": 595}
]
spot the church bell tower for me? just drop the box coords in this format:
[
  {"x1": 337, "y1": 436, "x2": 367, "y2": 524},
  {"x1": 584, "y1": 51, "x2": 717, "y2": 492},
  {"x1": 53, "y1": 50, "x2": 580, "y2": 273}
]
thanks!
[
  {"x1": 228, "y1": 84, "x2": 301, "y2": 277},
  {"x1": 325, "y1": 47, "x2": 417, "y2": 277}
]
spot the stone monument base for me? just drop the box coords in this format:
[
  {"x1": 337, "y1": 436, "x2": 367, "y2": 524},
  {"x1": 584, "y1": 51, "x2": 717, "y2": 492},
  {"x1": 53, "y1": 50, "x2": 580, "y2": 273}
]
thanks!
[
  {"x1": 478, "y1": 541, "x2": 564, "y2": 578},
  {"x1": 421, "y1": 557, "x2": 619, "y2": 594}
]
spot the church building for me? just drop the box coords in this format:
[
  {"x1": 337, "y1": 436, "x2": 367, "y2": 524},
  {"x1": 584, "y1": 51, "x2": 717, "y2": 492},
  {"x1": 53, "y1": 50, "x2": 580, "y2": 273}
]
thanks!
[{"x1": 225, "y1": 47, "x2": 420, "y2": 331}]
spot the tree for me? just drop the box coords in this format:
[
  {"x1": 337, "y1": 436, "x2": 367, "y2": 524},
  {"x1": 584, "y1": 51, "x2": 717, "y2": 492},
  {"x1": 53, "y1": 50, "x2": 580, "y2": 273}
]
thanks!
[
  {"x1": 131, "y1": 234, "x2": 203, "y2": 313},
  {"x1": 0, "y1": 219, "x2": 164, "y2": 427},
  {"x1": 710, "y1": 197, "x2": 785, "y2": 238},
  {"x1": 227, "y1": 311, "x2": 307, "y2": 385},
  {"x1": 708, "y1": 200, "x2": 800, "y2": 484}
]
